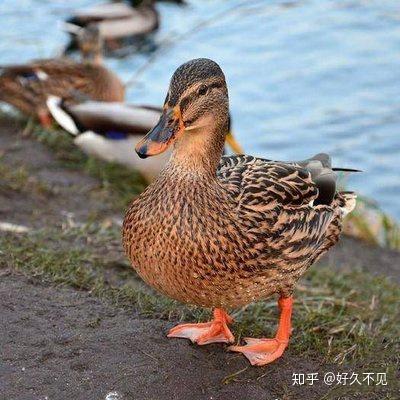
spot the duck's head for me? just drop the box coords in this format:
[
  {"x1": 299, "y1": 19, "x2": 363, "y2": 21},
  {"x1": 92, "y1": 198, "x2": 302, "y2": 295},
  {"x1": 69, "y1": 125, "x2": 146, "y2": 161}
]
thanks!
[{"x1": 136, "y1": 58, "x2": 242, "y2": 159}]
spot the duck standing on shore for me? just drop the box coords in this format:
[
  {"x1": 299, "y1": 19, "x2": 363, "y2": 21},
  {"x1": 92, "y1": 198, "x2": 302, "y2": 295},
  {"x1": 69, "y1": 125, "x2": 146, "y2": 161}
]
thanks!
[
  {"x1": 123, "y1": 58, "x2": 358, "y2": 366},
  {"x1": 0, "y1": 26, "x2": 124, "y2": 127}
]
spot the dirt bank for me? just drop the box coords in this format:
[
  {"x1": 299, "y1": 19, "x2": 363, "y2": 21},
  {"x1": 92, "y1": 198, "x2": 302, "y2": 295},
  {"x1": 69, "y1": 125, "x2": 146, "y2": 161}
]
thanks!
[{"x1": 2, "y1": 271, "x2": 343, "y2": 400}]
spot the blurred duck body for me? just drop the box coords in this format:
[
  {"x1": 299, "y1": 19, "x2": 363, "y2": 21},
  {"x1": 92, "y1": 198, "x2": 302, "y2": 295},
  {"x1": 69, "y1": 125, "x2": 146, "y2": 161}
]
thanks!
[
  {"x1": 47, "y1": 97, "x2": 164, "y2": 181},
  {"x1": 47, "y1": 96, "x2": 243, "y2": 181},
  {"x1": 0, "y1": 26, "x2": 124, "y2": 127},
  {"x1": 65, "y1": 0, "x2": 159, "y2": 52}
]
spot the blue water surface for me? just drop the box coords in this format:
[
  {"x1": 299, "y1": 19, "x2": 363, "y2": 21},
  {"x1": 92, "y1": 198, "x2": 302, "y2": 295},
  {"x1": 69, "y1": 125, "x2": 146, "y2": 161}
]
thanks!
[{"x1": 1, "y1": 0, "x2": 399, "y2": 218}]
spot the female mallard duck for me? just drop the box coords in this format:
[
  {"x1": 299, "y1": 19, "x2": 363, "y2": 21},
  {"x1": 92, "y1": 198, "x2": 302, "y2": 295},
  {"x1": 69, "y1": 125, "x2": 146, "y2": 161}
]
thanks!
[
  {"x1": 46, "y1": 96, "x2": 243, "y2": 182},
  {"x1": 122, "y1": 58, "x2": 358, "y2": 366},
  {"x1": 65, "y1": 0, "x2": 159, "y2": 52},
  {"x1": 0, "y1": 26, "x2": 124, "y2": 127}
]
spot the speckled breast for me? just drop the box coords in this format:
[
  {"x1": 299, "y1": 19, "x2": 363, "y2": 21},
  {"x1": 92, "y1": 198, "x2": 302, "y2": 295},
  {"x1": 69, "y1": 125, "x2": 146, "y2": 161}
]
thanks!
[{"x1": 122, "y1": 189, "x2": 288, "y2": 309}]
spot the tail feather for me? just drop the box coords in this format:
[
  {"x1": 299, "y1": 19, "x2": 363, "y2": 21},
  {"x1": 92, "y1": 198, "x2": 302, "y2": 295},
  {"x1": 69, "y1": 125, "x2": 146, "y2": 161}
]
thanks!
[
  {"x1": 46, "y1": 96, "x2": 80, "y2": 136},
  {"x1": 333, "y1": 167, "x2": 362, "y2": 173}
]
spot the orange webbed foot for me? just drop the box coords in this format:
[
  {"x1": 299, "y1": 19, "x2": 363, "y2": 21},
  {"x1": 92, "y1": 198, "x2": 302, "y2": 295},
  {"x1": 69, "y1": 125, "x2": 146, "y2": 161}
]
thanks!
[
  {"x1": 229, "y1": 337, "x2": 288, "y2": 366},
  {"x1": 229, "y1": 296, "x2": 293, "y2": 366},
  {"x1": 168, "y1": 308, "x2": 234, "y2": 345}
]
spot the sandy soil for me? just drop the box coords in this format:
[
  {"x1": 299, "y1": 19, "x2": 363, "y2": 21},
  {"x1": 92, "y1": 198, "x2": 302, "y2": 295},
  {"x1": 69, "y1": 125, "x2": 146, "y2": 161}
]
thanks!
[{"x1": 1, "y1": 271, "x2": 340, "y2": 400}]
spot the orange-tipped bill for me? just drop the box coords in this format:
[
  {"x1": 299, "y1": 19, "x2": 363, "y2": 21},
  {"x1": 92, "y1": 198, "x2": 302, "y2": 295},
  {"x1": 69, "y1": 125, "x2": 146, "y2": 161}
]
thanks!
[{"x1": 135, "y1": 107, "x2": 184, "y2": 159}]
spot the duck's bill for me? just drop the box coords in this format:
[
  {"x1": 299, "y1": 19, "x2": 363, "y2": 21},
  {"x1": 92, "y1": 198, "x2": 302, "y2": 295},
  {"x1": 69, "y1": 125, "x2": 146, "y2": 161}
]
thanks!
[{"x1": 135, "y1": 107, "x2": 183, "y2": 159}]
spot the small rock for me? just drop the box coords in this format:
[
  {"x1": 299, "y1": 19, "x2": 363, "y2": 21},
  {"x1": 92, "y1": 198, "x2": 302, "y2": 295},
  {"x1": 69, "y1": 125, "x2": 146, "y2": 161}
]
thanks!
[{"x1": 105, "y1": 392, "x2": 122, "y2": 400}]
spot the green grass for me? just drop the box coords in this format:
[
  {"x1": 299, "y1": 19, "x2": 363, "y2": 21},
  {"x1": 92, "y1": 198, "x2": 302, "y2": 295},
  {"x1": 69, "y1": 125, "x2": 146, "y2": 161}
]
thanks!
[
  {"x1": 0, "y1": 161, "x2": 54, "y2": 197},
  {"x1": 0, "y1": 162, "x2": 30, "y2": 192},
  {"x1": 1, "y1": 223, "x2": 399, "y2": 371}
]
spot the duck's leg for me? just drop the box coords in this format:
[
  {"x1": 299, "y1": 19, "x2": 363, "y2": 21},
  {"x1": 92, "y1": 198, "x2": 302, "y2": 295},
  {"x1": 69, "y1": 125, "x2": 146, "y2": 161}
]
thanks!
[
  {"x1": 168, "y1": 308, "x2": 234, "y2": 345},
  {"x1": 37, "y1": 108, "x2": 52, "y2": 129},
  {"x1": 229, "y1": 296, "x2": 293, "y2": 366}
]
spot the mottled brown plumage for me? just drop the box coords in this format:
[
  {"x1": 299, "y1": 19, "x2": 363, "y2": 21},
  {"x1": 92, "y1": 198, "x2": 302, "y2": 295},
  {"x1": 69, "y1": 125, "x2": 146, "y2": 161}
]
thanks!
[
  {"x1": 122, "y1": 58, "x2": 357, "y2": 365},
  {"x1": 124, "y1": 154, "x2": 355, "y2": 308},
  {"x1": 0, "y1": 26, "x2": 124, "y2": 123}
]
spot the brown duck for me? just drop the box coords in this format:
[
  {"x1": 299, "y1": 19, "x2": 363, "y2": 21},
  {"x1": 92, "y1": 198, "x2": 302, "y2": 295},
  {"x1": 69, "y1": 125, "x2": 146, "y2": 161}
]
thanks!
[
  {"x1": 0, "y1": 26, "x2": 124, "y2": 127},
  {"x1": 123, "y1": 58, "x2": 358, "y2": 366}
]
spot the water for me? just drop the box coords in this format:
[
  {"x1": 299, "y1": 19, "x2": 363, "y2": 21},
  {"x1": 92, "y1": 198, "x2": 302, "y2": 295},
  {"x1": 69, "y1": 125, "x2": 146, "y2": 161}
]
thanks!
[{"x1": 1, "y1": 0, "x2": 399, "y2": 218}]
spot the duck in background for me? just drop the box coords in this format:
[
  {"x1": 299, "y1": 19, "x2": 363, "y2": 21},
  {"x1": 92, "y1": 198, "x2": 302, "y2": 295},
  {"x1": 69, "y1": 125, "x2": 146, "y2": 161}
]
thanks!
[
  {"x1": 64, "y1": 0, "x2": 161, "y2": 53},
  {"x1": 122, "y1": 58, "x2": 359, "y2": 366},
  {"x1": 47, "y1": 95, "x2": 243, "y2": 182},
  {"x1": 0, "y1": 26, "x2": 124, "y2": 127}
]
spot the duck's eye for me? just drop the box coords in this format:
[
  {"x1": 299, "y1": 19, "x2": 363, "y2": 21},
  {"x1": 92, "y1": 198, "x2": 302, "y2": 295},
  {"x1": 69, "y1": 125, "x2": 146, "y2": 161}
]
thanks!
[{"x1": 197, "y1": 84, "x2": 208, "y2": 96}]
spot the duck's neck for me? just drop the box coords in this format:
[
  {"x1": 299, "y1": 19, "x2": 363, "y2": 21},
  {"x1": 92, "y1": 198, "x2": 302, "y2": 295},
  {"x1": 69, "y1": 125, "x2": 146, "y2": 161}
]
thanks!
[
  {"x1": 83, "y1": 53, "x2": 103, "y2": 66},
  {"x1": 168, "y1": 119, "x2": 227, "y2": 178}
]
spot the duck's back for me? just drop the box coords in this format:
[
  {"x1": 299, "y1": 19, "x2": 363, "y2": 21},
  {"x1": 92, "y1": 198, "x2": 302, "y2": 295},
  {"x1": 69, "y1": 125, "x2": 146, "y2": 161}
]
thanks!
[
  {"x1": 0, "y1": 60, "x2": 124, "y2": 115},
  {"x1": 30, "y1": 60, "x2": 125, "y2": 102}
]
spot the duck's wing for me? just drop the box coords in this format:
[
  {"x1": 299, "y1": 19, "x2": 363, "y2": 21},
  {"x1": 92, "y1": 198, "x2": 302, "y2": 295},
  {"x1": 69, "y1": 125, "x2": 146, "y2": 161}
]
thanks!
[
  {"x1": 217, "y1": 154, "x2": 357, "y2": 269},
  {"x1": 0, "y1": 65, "x2": 42, "y2": 111},
  {"x1": 0, "y1": 60, "x2": 80, "y2": 81},
  {"x1": 32, "y1": 61, "x2": 108, "y2": 99},
  {"x1": 219, "y1": 153, "x2": 359, "y2": 208},
  {"x1": 0, "y1": 62, "x2": 69, "y2": 112},
  {"x1": 0, "y1": 61, "x2": 87, "y2": 101},
  {"x1": 47, "y1": 96, "x2": 160, "y2": 138},
  {"x1": 217, "y1": 155, "x2": 319, "y2": 213},
  {"x1": 2, "y1": 60, "x2": 123, "y2": 105},
  {"x1": 66, "y1": 101, "x2": 160, "y2": 133},
  {"x1": 275, "y1": 152, "x2": 360, "y2": 206}
]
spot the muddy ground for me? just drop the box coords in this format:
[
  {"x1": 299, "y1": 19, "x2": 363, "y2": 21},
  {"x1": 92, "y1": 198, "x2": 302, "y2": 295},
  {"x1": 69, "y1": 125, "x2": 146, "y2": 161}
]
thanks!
[{"x1": 1, "y1": 116, "x2": 399, "y2": 400}]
